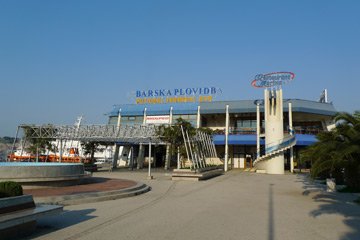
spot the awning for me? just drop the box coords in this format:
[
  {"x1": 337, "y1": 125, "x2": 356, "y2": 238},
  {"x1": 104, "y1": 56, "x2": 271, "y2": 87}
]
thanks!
[
  {"x1": 213, "y1": 134, "x2": 317, "y2": 146},
  {"x1": 213, "y1": 134, "x2": 263, "y2": 145},
  {"x1": 295, "y1": 134, "x2": 318, "y2": 146}
]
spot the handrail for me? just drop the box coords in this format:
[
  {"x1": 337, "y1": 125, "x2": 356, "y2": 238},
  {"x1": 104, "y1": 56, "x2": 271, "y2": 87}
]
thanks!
[
  {"x1": 265, "y1": 134, "x2": 294, "y2": 150},
  {"x1": 254, "y1": 135, "x2": 297, "y2": 165},
  {"x1": 265, "y1": 135, "x2": 296, "y2": 153}
]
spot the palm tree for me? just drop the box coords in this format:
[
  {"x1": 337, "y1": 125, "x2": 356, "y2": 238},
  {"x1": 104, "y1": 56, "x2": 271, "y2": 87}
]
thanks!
[
  {"x1": 334, "y1": 111, "x2": 360, "y2": 189},
  {"x1": 301, "y1": 131, "x2": 344, "y2": 181},
  {"x1": 301, "y1": 111, "x2": 360, "y2": 190}
]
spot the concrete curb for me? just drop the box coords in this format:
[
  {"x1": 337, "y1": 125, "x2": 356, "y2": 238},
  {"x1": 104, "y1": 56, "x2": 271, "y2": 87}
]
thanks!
[
  {"x1": 33, "y1": 182, "x2": 151, "y2": 206},
  {"x1": 0, "y1": 195, "x2": 34, "y2": 209}
]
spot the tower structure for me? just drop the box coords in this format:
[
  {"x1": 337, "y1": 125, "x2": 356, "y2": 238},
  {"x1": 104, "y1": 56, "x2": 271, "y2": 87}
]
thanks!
[
  {"x1": 252, "y1": 72, "x2": 296, "y2": 174},
  {"x1": 263, "y1": 88, "x2": 284, "y2": 174}
]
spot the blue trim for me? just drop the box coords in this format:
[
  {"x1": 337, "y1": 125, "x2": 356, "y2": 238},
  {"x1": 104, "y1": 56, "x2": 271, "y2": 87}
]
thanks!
[
  {"x1": 295, "y1": 134, "x2": 317, "y2": 146},
  {"x1": 213, "y1": 134, "x2": 265, "y2": 145},
  {"x1": 213, "y1": 133, "x2": 317, "y2": 146}
]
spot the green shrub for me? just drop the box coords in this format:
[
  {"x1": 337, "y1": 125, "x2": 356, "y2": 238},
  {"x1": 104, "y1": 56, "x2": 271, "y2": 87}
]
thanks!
[
  {"x1": 0, "y1": 181, "x2": 23, "y2": 198},
  {"x1": 338, "y1": 186, "x2": 360, "y2": 193}
]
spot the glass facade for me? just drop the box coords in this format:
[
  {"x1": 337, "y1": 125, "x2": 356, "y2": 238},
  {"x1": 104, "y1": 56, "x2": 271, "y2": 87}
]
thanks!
[
  {"x1": 236, "y1": 120, "x2": 257, "y2": 128},
  {"x1": 108, "y1": 116, "x2": 144, "y2": 126},
  {"x1": 173, "y1": 114, "x2": 197, "y2": 126}
]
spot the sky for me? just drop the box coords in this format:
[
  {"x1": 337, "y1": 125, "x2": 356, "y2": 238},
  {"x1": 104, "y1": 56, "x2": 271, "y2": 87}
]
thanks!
[{"x1": 0, "y1": 0, "x2": 359, "y2": 137}]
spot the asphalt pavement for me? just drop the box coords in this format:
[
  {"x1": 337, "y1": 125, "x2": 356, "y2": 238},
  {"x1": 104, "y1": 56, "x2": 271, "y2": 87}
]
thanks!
[{"x1": 26, "y1": 168, "x2": 360, "y2": 240}]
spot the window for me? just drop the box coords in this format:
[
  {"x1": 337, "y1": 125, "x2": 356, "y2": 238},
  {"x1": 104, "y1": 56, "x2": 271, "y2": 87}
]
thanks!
[{"x1": 236, "y1": 120, "x2": 256, "y2": 128}]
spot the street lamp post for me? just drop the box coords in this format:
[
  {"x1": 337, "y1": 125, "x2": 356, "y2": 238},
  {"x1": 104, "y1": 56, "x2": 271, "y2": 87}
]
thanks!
[{"x1": 147, "y1": 141, "x2": 153, "y2": 179}]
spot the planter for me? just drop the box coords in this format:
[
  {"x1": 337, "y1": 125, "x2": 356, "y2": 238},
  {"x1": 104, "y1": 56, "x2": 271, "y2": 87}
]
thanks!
[
  {"x1": 326, "y1": 178, "x2": 336, "y2": 192},
  {"x1": 172, "y1": 168, "x2": 223, "y2": 181}
]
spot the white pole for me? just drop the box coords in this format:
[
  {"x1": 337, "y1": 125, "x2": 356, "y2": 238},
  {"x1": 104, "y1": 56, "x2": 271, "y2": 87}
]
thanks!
[
  {"x1": 202, "y1": 132, "x2": 211, "y2": 158},
  {"x1": 196, "y1": 133, "x2": 205, "y2": 168},
  {"x1": 75, "y1": 116, "x2": 83, "y2": 153},
  {"x1": 20, "y1": 138, "x2": 26, "y2": 158},
  {"x1": 324, "y1": 89, "x2": 328, "y2": 103},
  {"x1": 256, "y1": 103, "x2": 260, "y2": 159},
  {"x1": 289, "y1": 102, "x2": 294, "y2": 173},
  {"x1": 200, "y1": 132, "x2": 210, "y2": 164},
  {"x1": 210, "y1": 134, "x2": 217, "y2": 158},
  {"x1": 207, "y1": 134, "x2": 214, "y2": 165},
  {"x1": 10, "y1": 126, "x2": 19, "y2": 161},
  {"x1": 143, "y1": 108, "x2": 147, "y2": 125},
  {"x1": 117, "y1": 109, "x2": 122, "y2": 131},
  {"x1": 169, "y1": 106, "x2": 173, "y2": 125},
  {"x1": 59, "y1": 139, "x2": 63, "y2": 163},
  {"x1": 186, "y1": 131, "x2": 198, "y2": 169},
  {"x1": 177, "y1": 146, "x2": 180, "y2": 169},
  {"x1": 36, "y1": 146, "x2": 39, "y2": 163},
  {"x1": 113, "y1": 110, "x2": 122, "y2": 167},
  {"x1": 139, "y1": 108, "x2": 147, "y2": 170},
  {"x1": 148, "y1": 141, "x2": 152, "y2": 179},
  {"x1": 225, "y1": 104, "x2": 229, "y2": 172},
  {"x1": 130, "y1": 146, "x2": 134, "y2": 170},
  {"x1": 196, "y1": 105, "x2": 201, "y2": 128},
  {"x1": 181, "y1": 125, "x2": 191, "y2": 168}
]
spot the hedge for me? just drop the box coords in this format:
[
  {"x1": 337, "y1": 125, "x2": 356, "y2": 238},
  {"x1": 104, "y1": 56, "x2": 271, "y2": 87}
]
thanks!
[{"x1": 0, "y1": 181, "x2": 23, "y2": 198}]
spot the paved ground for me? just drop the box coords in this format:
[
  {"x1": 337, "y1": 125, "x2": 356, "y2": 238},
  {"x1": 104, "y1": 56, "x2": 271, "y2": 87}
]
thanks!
[{"x1": 24, "y1": 168, "x2": 360, "y2": 240}]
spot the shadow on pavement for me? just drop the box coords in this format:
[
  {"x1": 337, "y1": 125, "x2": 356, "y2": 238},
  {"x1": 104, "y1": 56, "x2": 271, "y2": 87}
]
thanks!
[
  {"x1": 295, "y1": 173, "x2": 326, "y2": 196},
  {"x1": 23, "y1": 208, "x2": 97, "y2": 239},
  {"x1": 268, "y1": 183, "x2": 275, "y2": 240},
  {"x1": 296, "y1": 174, "x2": 360, "y2": 240}
]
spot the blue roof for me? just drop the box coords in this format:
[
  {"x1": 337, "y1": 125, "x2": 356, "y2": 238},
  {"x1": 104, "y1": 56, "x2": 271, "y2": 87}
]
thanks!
[
  {"x1": 108, "y1": 99, "x2": 337, "y2": 117},
  {"x1": 213, "y1": 134, "x2": 317, "y2": 146}
]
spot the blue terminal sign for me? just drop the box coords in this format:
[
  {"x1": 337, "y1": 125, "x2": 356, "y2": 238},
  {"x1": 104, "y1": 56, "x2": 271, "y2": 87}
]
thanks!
[
  {"x1": 135, "y1": 87, "x2": 221, "y2": 104},
  {"x1": 251, "y1": 72, "x2": 295, "y2": 88}
]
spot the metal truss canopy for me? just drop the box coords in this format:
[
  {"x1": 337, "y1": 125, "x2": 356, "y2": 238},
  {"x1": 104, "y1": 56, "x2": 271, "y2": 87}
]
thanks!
[{"x1": 19, "y1": 124, "x2": 163, "y2": 144}]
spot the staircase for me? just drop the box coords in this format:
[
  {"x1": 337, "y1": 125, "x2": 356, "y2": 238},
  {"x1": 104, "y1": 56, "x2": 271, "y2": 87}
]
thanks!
[{"x1": 253, "y1": 135, "x2": 296, "y2": 165}]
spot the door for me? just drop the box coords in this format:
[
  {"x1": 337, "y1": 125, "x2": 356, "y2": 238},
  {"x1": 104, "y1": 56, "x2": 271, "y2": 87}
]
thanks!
[
  {"x1": 233, "y1": 153, "x2": 245, "y2": 169},
  {"x1": 245, "y1": 155, "x2": 253, "y2": 168}
]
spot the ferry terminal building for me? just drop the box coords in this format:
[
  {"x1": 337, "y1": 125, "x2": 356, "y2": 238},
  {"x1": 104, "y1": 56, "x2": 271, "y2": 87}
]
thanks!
[{"x1": 107, "y1": 95, "x2": 337, "y2": 171}]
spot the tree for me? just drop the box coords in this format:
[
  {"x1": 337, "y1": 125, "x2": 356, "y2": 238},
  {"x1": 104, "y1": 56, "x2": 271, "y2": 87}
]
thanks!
[
  {"x1": 23, "y1": 125, "x2": 55, "y2": 158},
  {"x1": 157, "y1": 118, "x2": 214, "y2": 168},
  {"x1": 333, "y1": 111, "x2": 360, "y2": 189},
  {"x1": 301, "y1": 111, "x2": 360, "y2": 190},
  {"x1": 158, "y1": 118, "x2": 189, "y2": 168},
  {"x1": 0, "y1": 137, "x2": 18, "y2": 144},
  {"x1": 81, "y1": 141, "x2": 112, "y2": 163},
  {"x1": 158, "y1": 118, "x2": 195, "y2": 150},
  {"x1": 81, "y1": 141, "x2": 100, "y2": 163},
  {"x1": 301, "y1": 131, "x2": 344, "y2": 182}
]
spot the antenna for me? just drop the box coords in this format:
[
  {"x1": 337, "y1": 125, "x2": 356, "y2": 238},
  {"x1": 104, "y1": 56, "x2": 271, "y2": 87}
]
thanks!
[
  {"x1": 319, "y1": 89, "x2": 328, "y2": 103},
  {"x1": 75, "y1": 116, "x2": 83, "y2": 129}
]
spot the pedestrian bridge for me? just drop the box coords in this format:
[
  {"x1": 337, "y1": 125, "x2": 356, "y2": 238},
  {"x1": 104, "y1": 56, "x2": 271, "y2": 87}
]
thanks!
[{"x1": 16, "y1": 124, "x2": 163, "y2": 144}]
